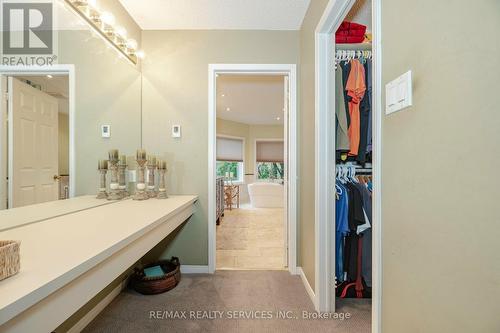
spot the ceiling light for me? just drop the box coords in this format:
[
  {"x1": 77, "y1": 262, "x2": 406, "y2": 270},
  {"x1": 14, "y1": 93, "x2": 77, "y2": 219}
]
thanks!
[
  {"x1": 226, "y1": 107, "x2": 231, "y2": 111},
  {"x1": 101, "y1": 11, "x2": 115, "y2": 26},
  {"x1": 115, "y1": 26, "x2": 126, "y2": 37},
  {"x1": 46, "y1": 74, "x2": 53, "y2": 79},
  {"x1": 64, "y1": 0, "x2": 138, "y2": 65},
  {"x1": 221, "y1": 94, "x2": 225, "y2": 97},
  {"x1": 135, "y1": 50, "x2": 145, "y2": 59},
  {"x1": 276, "y1": 117, "x2": 281, "y2": 121},
  {"x1": 126, "y1": 38, "x2": 138, "y2": 50}
]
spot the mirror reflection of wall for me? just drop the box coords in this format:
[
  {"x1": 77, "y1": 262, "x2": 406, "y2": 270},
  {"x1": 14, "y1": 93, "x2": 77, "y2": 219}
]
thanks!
[{"x1": 0, "y1": 1, "x2": 143, "y2": 211}]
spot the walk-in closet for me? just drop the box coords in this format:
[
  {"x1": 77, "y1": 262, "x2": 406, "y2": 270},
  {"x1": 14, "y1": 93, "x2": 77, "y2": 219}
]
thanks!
[{"x1": 332, "y1": 0, "x2": 374, "y2": 309}]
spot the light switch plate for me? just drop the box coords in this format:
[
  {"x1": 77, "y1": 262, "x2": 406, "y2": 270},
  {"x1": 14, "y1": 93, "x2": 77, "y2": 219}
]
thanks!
[
  {"x1": 101, "y1": 125, "x2": 111, "y2": 138},
  {"x1": 385, "y1": 70, "x2": 413, "y2": 115},
  {"x1": 172, "y1": 125, "x2": 181, "y2": 138}
]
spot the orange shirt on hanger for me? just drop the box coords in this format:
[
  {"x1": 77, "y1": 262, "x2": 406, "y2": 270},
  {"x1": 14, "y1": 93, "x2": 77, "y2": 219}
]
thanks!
[{"x1": 346, "y1": 59, "x2": 366, "y2": 156}]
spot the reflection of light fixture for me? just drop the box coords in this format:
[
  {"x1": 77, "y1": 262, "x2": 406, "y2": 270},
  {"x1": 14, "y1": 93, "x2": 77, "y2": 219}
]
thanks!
[
  {"x1": 276, "y1": 117, "x2": 281, "y2": 121},
  {"x1": 65, "y1": 0, "x2": 143, "y2": 65},
  {"x1": 47, "y1": 74, "x2": 53, "y2": 79},
  {"x1": 101, "y1": 11, "x2": 115, "y2": 37},
  {"x1": 226, "y1": 107, "x2": 231, "y2": 111},
  {"x1": 136, "y1": 50, "x2": 145, "y2": 59},
  {"x1": 221, "y1": 94, "x2": 225, "y2": 97}
]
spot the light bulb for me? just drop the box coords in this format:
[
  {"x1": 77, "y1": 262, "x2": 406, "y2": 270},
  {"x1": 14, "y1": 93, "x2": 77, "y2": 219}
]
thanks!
[
  {"x1": 115, "y1": 26, "x2": 127, "y2": 38},
  {"x1": 135, "y1": 50, "x2": 145, "y2": 59},
  {"x1": 126, "y1": 38, "x2": 138, "y2": 50},
  {"x1": 101, "y1": 11, "x2": 115, "y2": 26}
]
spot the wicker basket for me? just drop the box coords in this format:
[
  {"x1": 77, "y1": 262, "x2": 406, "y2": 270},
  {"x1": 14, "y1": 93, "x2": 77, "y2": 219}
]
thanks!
[
  {"x1": 130, "y1": 257, "x2": 181, "y2": 295},
  {"x1": 0, "y1": 241, "x2": 20, "y2": 281}
]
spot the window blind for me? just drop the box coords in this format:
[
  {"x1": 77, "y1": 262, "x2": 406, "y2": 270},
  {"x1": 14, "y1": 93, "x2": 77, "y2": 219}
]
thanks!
[
  {"x1": 216, "y1": 137, "x2": 244, "y2": 162},
  {"x1": 256, "y1": 140, "x2": 284, "y2": 163}
]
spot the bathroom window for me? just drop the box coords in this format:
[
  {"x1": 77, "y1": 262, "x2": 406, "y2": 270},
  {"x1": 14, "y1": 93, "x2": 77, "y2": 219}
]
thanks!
[
  {"x1": 216, "y1": 161, "x2": 244, "y2": 182},
  {"x1": 216, "y1": 136, "x2": 245, "y2": 183},
  {"x1": 257, "y1": 162, "x2": 284, "y2": 181},
  {"x1": 256, "y1": 140, "x2": 284, "y2": 182}
]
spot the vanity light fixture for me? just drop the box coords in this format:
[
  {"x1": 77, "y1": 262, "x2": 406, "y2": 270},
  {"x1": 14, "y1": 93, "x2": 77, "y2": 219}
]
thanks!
[{"x1": 64, "y1": 0, "x2": 143, "y2": 65}]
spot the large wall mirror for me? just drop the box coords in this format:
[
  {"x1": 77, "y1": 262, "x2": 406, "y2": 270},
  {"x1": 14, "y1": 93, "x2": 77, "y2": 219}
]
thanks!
[{"x1": 0, "y1": 1, "x2": 142, "y2": 218}]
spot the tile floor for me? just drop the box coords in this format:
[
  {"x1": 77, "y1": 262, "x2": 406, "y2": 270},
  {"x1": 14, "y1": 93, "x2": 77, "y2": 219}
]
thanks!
[{"x1": 216, "y1": 204, "x2": 285, "y2": 270}]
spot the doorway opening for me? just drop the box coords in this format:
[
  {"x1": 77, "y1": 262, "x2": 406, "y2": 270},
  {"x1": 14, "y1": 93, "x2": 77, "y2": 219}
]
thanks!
[
  {"x1": 315, "y1": 0, "x2": 382, "y2": 332},
  {"x1": 0, "y1": 65, "x2": 76, "y2": 210},
  {"x1": 208, "y1": 64, "x2": 297, "y2": 274}
]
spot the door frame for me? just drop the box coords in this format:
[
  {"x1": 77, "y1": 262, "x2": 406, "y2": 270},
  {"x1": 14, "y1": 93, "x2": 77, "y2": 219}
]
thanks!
[
  {"x1": 0, "y1": 65, "x2": 76, "y2": 204},
  {"x1": 208, "y1": 64, "x2": 297, "y2": 274},
  {"x1": 315, "y1": 1, "x2": 382, "y2": 332}
]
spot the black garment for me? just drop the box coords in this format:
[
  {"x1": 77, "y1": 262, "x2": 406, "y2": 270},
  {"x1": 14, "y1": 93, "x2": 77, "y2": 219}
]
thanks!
[
  {"x1": 340, "y1": 61, "x2": 351, "y2": 127},
  {"x1": 343, "y1": 183, "x2": 365, "y2": 281},
  {"x1": 357, "y1": 61, "x2": 371, "y2": 164},
  {"x1": 354, "y1": 182, "x2": 373, "y2": 287},
  {"x1": 345, "y1": 183, "x2": 365, "y2": 231}
]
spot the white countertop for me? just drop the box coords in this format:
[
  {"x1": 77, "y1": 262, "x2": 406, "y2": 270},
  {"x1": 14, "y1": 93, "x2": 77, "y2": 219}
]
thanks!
[
  {"x1": 0, "y1": 196, "x2": 119, "y2": 232},
  {"x1": 0, "y1": 195, "x2": 198, "y2": 326}
]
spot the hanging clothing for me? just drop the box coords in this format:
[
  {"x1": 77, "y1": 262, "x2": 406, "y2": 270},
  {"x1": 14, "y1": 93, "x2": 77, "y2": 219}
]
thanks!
[
  {"x1": 335, "y1": 183, "x2": 349, "y2": 282},
  {"x1": 335, "y1": 66, "x2": 350, "y2": 151},
  {"x1": 340, "y1": 61, "x2": 351, "y2": 127},
  {"x1": 365, "y1": 59, "x2": 373, "y2": 153},
  {"x1": 346, "y1": 60, "x2": 366, "y2": 157}
]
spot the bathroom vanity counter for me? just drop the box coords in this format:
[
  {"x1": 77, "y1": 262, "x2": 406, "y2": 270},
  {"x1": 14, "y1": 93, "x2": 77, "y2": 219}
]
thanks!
[
  {"x1": 0, "y1": 195, "x2": 118, "y2": 232},
  {"x1": 0, "y1": 195, "x2": 198, "y2": 332}
]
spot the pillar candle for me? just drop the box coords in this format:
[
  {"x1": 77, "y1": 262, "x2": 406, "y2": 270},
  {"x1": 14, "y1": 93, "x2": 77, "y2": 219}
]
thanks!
[
  {"x1": 98, "y1": 160, "x2": 108, "y2": 170},
  {"x1": 108, "y1": 149, "x2": 119, "y2": 161}
]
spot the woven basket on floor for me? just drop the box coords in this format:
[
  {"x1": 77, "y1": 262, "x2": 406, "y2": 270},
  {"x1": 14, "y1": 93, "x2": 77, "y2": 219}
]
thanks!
[
  {"x1": 130, "y1": 257, "x2": 181, "y2": 295},
  {"x1": 0, "y1": 241, "x2": 20, "y2": 281}
]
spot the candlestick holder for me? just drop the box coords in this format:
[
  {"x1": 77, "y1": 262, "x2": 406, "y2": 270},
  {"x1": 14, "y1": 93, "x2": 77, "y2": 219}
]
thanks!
[
  {"x1": 118, "y1": 160, "x2": 128, "y2": 199},
  {"x1": 107, "y1": 157, "x2": 121, "y2": 201},
  {"x1": 157, "y1": 160, "x2": 168, "y2": 199},
  {"x1": 97, "y1": 161, "x2": 108, "y2": 199},
  {"x1": 146, "y1": 156, "x2": 157, "y2": 198},
  {"x1": 133, "y1": 155, "x2": 149, "y2": 200}
]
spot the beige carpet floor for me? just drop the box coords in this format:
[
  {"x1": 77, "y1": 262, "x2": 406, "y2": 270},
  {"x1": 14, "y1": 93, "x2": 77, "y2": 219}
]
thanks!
[
  {"x1": 83, "y1": 271, "x2": 371, "y2": 333},
  {"x1": 216, "y1": 205, "x2": 285, "y2": 270}
]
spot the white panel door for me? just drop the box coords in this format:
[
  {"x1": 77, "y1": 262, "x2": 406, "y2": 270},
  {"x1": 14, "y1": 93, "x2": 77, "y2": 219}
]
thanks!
[{"x1": 9, "y1": 78, "x2": 59, "y2": 208}]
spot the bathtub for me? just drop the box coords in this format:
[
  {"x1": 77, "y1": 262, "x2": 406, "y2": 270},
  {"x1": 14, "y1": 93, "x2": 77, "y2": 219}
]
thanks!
[{"x1": 247, "y1": 182, "x2": 284, "y2": 208}]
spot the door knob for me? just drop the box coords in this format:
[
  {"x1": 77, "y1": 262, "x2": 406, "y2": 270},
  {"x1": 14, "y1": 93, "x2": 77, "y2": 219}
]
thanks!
[{"x1": 53, "y1": 175, "x2": 61, "y2": 181}]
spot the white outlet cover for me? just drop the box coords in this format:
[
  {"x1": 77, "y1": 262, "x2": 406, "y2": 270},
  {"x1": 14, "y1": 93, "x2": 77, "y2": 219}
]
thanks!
[{"x1": 128, "y1": 170, "x2": 136, "y2": 182}]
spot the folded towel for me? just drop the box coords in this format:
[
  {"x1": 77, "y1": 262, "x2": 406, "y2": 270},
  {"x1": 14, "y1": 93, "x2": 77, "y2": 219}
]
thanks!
[
  {"x1": 337, "y1": 21, "x2": 366, "y2": 32},
  {"x1": 336, "y1": 35, "x2": 366, "y2": 44}
]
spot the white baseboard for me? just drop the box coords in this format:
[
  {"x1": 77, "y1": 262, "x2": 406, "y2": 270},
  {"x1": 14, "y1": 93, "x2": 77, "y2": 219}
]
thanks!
[
  {"x1": 180, "y1": 265, "x2": 210, "y2": 274},
  {"x1": 67, "y1": 279, "x2": 126, "y2": 333},
  {"x1": 297, "y1": 267, "x2": 317, "y2": 309}
]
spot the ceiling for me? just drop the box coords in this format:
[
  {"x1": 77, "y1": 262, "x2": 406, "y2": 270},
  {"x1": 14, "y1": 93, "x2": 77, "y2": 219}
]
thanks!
[
  {"x1": 119, "y1": 0, "x2": 311, "y2": 30},
  {"x1": 216, "y1": 75, "x2": 284, "y2": 126}
]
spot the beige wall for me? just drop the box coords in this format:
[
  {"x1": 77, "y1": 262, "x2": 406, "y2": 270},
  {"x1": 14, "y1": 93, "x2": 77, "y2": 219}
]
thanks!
[
  {"x1": 141, "y1": 30, "x2": 299, "y2": 265},
  {"x1": 217, "y1": 118, "x2": 284, "y2": 176},
  {"x1": 298, "y1": 0, "x2": 329, "y2": 291},
  {"x1": 381, "y1": 0, "x2": 500, "y2": 332}
]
